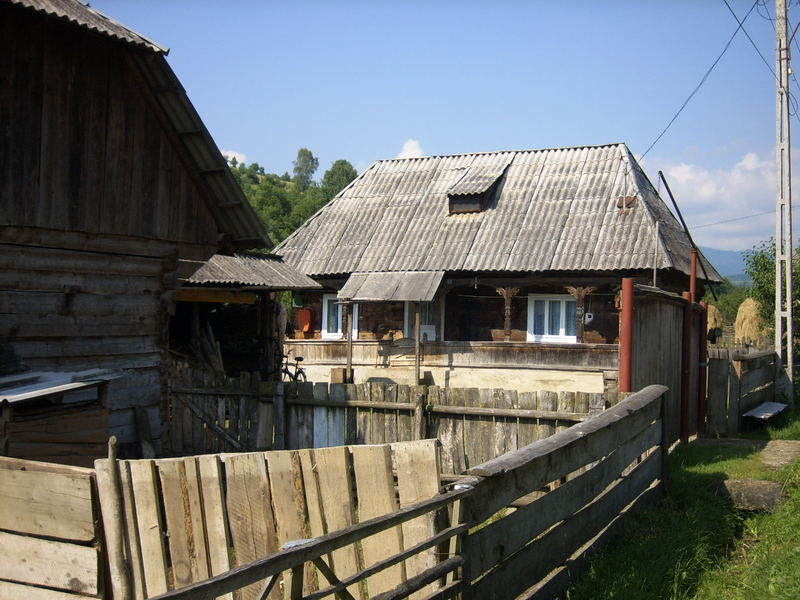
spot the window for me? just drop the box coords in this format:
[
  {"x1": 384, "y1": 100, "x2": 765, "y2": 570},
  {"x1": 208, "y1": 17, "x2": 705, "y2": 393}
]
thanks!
[
  {"x1": 403, "y1": 301, "x2": 438, "y2": 341},
  {"x1": 321, "y1": 294, "x2": 358, "y2": 340},
  {"x1": 527, "y1": 295, "x2": 577, "y2": 343}
]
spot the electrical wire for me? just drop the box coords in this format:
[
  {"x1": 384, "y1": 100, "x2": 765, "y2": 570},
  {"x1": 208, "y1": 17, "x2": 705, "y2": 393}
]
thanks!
[
  {"x1": 692, "y1": 204, "x2": 800, "y2": 230},
  {"x1": 639, "y1": 0, "x2": 760, "y2": 161}
]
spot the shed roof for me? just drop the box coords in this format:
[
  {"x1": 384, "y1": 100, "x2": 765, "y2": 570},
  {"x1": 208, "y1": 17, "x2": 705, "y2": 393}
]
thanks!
[
  {"x1": 338, "y1": 271, "x2": 444, "y2": 301},
  {"x1": 8, "y1": 0, "x2": 272, "y2": 251},
  {"x1": 187, "y1": 254, "x2": 321, "y2": 291},
  {"x1": 276, "y1": 143, "x2": 722, "y2": 282}
]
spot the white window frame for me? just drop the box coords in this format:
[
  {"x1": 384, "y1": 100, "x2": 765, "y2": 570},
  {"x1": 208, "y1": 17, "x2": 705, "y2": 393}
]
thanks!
[
  {"x1": 526, "y1": 294, "x2": 577, "y2": 343},
  {"x1": 403, "y1": 301, "x2": 437, "y2": 341},
  {"x1": 321, "y1": 294, "x2": 358, "y2": 340}
]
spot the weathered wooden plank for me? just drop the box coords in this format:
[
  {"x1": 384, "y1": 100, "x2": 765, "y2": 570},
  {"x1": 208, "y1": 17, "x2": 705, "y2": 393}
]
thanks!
[
  {"x1": 157, "y1": 459, "x2": 209, "y2": 588},
  {"x1": 128, "y1": 459, "x2": 169, "y2": 597},
  {"x1": 329, "y1": 384, "x2": 347, "y2": 447},
  {"x1": 393, "y1": 440, "x2": 441, "y2": 599},
  {"x1": 196, "y1": 455, "x2": 234, "y2": 600},
  {"x1": 266, "y1": 450, "x2": 313, "y2": 596},
  {"x1": 119, "y1": 461, "x2": 147, "y2": 600},
  {"x1": 224, "y1": 453, "x2": 280, "y2": 600},
  {"x1": 384, "y1": 384, "x2": 399, "y2": 443},
  {"x1": 493, "y1": 389, "x2": 517, "y2": 459},
  {"x1": 463, "y1": 386, "x2": 666, "y2": 524},
  {"x1": 466, "y1": 421, "x2": 662, "y2": 575},
  {"x1": 428, "y1": 387, "x2": 453, "y2": 474},
  {"x1": 538, "y1": 390, "x2": 557, "y2": 439},
  {"x1": 468, "y1": 452, "x2": 662, "y2": 599},
  {"x1": 370, "y1": 383, "x2": 387, "y2": 445},
  {"x1": 0, "y1": 466, "x2": 94, "y2": 541},
  {"x1": 0, "y1": 580, "x2": 98, "y2": 600},
  {"x1": 0, "y1": 531, "x2": 98, "y2": 594},
  {"x1": 516, "y1": 391, "x2": 537, "y2": 447},
  {"x1": 706, "y1": 358, "x2": 729, "y2": 436},
  {"x1": 449, "y1": 388, "x2": 466, "y2": 475},
  {"x1": 312, "y1": 446, "x2": 363, "y2": 599},
  {"x1": 344, "y1": 383, "x2": 358, "y2": 445},
  {"x1": 396, "y1": 385, "x2": 414, "y2": 443},
  {"x1": 313, "y1": 382, "x2": 329, "y2": 448},
  {"x1": 356, "y1": 383, "x2": 371, "y2": 444},
  {"x1": 297, "y1": 382, "x2": 314, "y2": 449},
  {"x1": 351, "y1": 444, "x2": 406, "y2": 596}
]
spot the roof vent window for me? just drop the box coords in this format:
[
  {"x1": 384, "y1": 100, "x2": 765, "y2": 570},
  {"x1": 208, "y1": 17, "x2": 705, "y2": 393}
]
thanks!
[
  {"x1": 449, "y1": 194, "x2": 485, "y2": 214},
  {"x1": 446, "y1": 161, "x2": 512, "y2": 215}
]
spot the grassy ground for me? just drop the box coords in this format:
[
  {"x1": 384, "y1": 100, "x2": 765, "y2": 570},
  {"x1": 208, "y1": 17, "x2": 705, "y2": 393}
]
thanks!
[{"x1": 563, "y1": 408, "x2": 800, "y2": 600}]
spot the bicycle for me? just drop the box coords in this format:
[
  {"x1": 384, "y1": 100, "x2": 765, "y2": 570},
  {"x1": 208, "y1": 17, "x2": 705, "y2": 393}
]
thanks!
[{"x1": 282, "y1": 349, "x2": 307, "y2": 382}]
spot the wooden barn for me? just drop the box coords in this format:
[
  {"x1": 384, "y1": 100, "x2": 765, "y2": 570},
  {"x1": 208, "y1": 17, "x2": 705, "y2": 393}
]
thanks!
[
  {"x1": 276, "y1": 144, "x2": 723, "y2": 392},
  {"x1": 0, "y1": 0, "x2": 316, "y2": 462}
]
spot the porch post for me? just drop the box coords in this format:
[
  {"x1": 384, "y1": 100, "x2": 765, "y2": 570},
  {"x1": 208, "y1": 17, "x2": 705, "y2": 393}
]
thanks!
[
  {"x1": 565, "y1": 286, "x2": 597, "y2": 343},
  {"x1": 495, "y1": 287, "x2": 520, "y2": 341},
  {"x1": 619, "y1": 278, "x2": 634, "y2": 393},
  {"x1": 345, "y1": 301, "x2": 354, "y2": 383},
  {"x1": 414, "y1": 301, "x2": 421, "y2": 384}
]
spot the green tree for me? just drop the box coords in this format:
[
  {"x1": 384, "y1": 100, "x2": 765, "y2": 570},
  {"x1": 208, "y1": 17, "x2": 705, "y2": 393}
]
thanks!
[
  {"x1": 742, "y1": 238, "x2": 800, "y2": 332},
  {"x1": 292, "y1": 148, "x2": 319, "y2": 191},
  {"x1": 708, "y1": 279, "x2": 750, "y2": 325},
  {"x1": 321, "y1": 159, "x2": 358, "y2": 201}
]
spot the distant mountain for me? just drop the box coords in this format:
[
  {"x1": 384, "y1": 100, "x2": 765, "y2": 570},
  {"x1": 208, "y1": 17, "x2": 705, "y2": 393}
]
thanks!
[{"x1": 699, "y1": 246, "x2": 749, "y2": 282}]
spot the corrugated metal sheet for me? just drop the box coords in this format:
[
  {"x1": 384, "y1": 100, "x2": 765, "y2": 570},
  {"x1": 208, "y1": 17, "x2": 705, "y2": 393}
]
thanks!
[
  {"x1": 275, "y1": 143, "x2": 722, "y2": 282},
  {"x1": 187, "y1": 254, "x2": 321, "y2": 290},
  {"x1": 10, "y1": 0, "x2": 166, "y2": 52},
  {"x1": 338, "y1": 271, "x2": 444, "y2": 301}
]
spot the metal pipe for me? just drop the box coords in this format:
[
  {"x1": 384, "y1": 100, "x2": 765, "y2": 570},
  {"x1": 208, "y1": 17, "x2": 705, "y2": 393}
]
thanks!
[
  {"x1": 619, "y1": 278, "x2": 634, "y2": 393},
  {"x1": 680, "y1": 291, "x2": 691, "y2": 442},
  {"x1": 658, "y1": 171, "x2": 718, "y2": 302},
  {"x1": 345, "y1": 302, "x2": 353, "y2": 383},
  {"x1": 697, "y1": 300, "x2": 709, "y2": 435},
  {"x1": 414, "y1": 302, "x2": 421, "y2": 384},
  {"x1": 690, "y1": 248, "x2": 697, "y2": 303}
]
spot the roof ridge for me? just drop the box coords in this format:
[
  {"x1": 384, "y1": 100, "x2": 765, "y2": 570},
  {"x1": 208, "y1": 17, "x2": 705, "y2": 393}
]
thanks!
[{"x1": 372, "y1": 142, "x2": 628, "y2": 164}]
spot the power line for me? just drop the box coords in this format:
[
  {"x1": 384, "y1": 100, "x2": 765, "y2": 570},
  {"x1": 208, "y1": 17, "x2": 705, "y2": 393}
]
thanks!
[
  {"x1": 640, "y1": 0, "x2": 760, "y2": 161},
  {"x1": 692, "y1": 203, "x2": 800, "y2": 230}
]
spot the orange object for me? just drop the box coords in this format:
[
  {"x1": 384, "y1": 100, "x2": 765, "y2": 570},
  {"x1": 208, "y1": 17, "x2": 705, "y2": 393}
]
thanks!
[{"x1": 295, "y1": 308, "x2": 313, "y2": 332}]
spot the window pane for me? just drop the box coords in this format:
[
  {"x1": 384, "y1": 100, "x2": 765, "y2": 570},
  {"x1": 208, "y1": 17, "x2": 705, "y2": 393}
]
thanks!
[
  {"x1": 326, "y1": 299, "x2": 339, "y2": 334},
  {"x1": 533, "y1": 300, "x2": 546, "y2": 335},
  {"x1": 565, "y1": 300, "x2": 577, "y2": 336},
  {"x1": 548, "y1": 300, "x2": 561, "y2": 335}
]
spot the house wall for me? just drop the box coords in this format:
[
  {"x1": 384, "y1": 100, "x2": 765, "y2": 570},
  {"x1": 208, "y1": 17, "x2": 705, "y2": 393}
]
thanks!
[
  {"x1": 284, "y1": 340, "x2": 618, "y2": 393},
  {"x1": 0, "y1": 6, "x2": 224, "y2": 454}
]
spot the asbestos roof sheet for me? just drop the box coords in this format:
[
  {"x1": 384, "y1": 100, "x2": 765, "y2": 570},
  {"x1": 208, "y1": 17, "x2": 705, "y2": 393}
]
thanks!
[
  {"x1": 187, "y1": 254, "x2": 321, "y2": 290},
  {"x1": 10, "y1": 0, "x2": 166, "y2": 52},
  {"x1": 276, "y1": 143, "x2": 721, "y2": 282},
  {"x1": 338, "y1": 271, "x2": 444, "y2": 301}
]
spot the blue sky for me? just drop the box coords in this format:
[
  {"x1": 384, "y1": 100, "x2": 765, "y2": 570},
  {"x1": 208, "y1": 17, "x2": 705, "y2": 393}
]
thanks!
[{"x1": 93, "y1": 0, "x2": 795, "y2": 251}]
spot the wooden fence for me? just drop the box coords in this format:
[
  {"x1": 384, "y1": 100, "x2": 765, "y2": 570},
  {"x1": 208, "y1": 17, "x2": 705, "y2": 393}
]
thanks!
[
  {"x1": 145, "y1": 384, "x2": 668, "y2": 600},
  {"x1": 706, "y1": 349, "x2": 777, "y2": 436},
  {"x1": 166, "y1": 380, "x2": 630, "y2": 475},
  {"x1": 0, "y1": 456, "x2": 101, "y2": 598}
]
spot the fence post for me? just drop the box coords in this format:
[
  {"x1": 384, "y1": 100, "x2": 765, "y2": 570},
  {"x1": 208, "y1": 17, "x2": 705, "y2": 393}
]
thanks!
[
  {"x1": 680, "y1": 292, "x2": 691, "y2": 443},
  {"x1": 274, "y1": 382, "x2": 286, "y2": 450},
  {"x1": 619, "y1": 278, "x2": 634, "y2": 393},
  {"x1": 726, "y1": 359, "x2": 742, "y2": 436},
  {"x1": 659, "y1": 394, "x2": 669, "y2": 494}
]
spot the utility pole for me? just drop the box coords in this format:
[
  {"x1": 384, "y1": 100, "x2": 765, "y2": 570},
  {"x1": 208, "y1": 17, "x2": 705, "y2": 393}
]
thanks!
[{"x1": 776, "y1": 0, "x2": 794, "y2": 395}]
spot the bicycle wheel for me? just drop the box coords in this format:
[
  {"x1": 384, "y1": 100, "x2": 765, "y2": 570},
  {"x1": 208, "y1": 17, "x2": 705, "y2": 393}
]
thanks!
[{"x1": 293, "y1": 369, "x2": 307, "y2": 382}]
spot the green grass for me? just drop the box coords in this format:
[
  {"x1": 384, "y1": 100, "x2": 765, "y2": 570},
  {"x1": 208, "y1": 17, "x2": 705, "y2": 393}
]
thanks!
[{"x1": 563, "y1": 412, "x2": 800, "y2": 600}]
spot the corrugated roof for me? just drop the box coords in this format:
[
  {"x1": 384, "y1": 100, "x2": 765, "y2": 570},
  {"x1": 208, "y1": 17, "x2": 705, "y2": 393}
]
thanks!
[
  {"x1": 187, "y1": 254, "x2": 321, "y2": 290},
  {"x1": 338, "y1": 271, "x2": 444, "y2": 301},
  {"x1": 9, "y1": 0, "x2": 166, "y2": 53},
  {"x1": 276, "y1": 143, "x2": 722, "y2": 282},
  {"x1": 8, "y1": 0, "x2": 272, "y2": 251}
]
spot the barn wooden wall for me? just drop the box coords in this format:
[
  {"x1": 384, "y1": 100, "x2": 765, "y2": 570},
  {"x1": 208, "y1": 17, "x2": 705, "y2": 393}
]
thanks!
[{"x1": 0, "y1": 4, "x2": 219, "y2": 248}]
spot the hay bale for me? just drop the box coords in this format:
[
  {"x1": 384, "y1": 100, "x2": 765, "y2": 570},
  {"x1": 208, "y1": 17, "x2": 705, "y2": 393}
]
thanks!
[
  {"x1": 735, "y1": 298, "x2": 765, "y2": 342},
  {"x1": 706, "y1": 304, "x2": 724, "y2": 331}
]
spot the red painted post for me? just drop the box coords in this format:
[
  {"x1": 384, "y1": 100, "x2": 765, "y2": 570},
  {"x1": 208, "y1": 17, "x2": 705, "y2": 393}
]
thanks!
[
  {"x1": 680, "y1": 291, "x2": 691, "y2": 442},
  {"x1": 689, "y1": 248, "x2": 698, "y2": 303},
  {"x1": 697, "y1": 300, "x2": 708, "y2": 434},
  {"x1": 619, "y1": 278, "x2": 634, "y2": 393}
]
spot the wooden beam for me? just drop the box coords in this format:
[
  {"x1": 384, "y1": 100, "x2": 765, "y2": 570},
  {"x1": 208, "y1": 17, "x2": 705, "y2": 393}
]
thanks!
[{"x1": 176, "y1": 288, "x2": 258, "y2": 304}]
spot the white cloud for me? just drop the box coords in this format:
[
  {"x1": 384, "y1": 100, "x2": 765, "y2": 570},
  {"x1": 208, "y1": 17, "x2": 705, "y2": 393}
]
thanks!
[
  {"x1": 652, "y1": 151, "x2": 785, "y2": 251},
  {"x1": 397, "y1": 139, "x2": 424, "y2": 159},
  {"x1": 221, "y1": 149, "x2": 248, "y2": 165}
]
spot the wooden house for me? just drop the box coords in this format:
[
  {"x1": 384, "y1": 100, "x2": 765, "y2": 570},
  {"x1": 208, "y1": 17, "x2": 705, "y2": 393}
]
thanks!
[
  {"x1": 276, "y1": 144, "x2": 722, "y2": 392},
  {"x1": 0, "y1": 0, "x2": 317, "y2": 460}
]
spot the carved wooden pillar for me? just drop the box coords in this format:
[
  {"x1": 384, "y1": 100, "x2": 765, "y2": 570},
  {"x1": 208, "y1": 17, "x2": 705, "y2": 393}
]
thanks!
[
  {"x1": 495, "y1": 287, "x2": 520, "y2": 341},
  {"x1": 564, "y1": 286, "x2": 597, "y2": 343}
]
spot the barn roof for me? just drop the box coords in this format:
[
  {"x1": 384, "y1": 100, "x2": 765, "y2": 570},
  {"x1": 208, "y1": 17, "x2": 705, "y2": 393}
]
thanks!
[
  {"x1": 8, "y1": 0, "x2": 166, "y2": 53},
  {"x1": 276, "y1": 143, "x2": 722, "y2": 282},
  {"x1": 7, "y1": 0, "x2": 272, "y2": 251}
]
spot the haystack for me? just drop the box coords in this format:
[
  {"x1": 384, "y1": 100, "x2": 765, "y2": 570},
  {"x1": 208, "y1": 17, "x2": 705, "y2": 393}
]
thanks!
[
  {"x1": 706, "y1": 305, "x2": 723, "y2": 331},
  {"x1": 735, "y1": 298, "x2": 765, "y2": 342}
]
